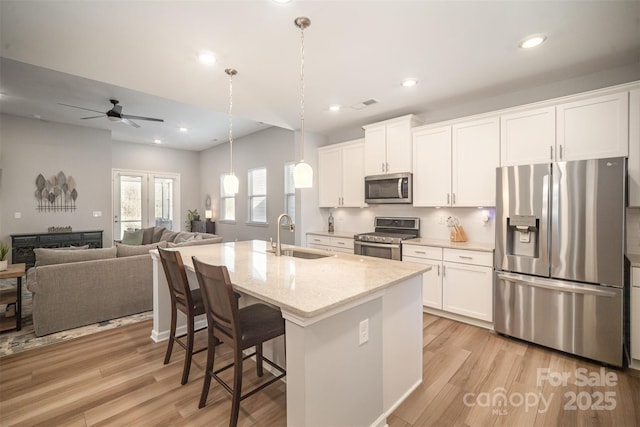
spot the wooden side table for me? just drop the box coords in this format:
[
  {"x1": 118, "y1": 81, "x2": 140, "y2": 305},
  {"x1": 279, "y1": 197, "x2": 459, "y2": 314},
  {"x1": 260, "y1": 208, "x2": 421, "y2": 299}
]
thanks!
[{"x1": 0, "y1": 263, "x2": 26, "y2": 332}]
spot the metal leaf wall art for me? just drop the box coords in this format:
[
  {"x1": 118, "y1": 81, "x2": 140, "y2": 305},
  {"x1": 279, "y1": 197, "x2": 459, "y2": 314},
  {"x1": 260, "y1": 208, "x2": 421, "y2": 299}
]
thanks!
[{"x1": 35, "y1": 171, "x2": 78, "y2": 212}]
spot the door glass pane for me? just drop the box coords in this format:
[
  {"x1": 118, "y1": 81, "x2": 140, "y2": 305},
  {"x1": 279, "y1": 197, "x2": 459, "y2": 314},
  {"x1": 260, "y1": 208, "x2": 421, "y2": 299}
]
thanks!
[
  {"x1": 154, "y1": 177, "x2": 174, "y2": 229},
  {"x1": 120, "y1": 175, "x2": 142, "y2": 237}
]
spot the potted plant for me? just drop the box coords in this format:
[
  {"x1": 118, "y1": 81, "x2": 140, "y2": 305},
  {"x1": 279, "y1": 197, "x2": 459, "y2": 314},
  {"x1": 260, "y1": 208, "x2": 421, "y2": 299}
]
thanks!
[
  {"x1": 185, "y1": 209, "x2": 200, "y2": 231},
  {"x1": 0, "y1": 241, "x2": 9, "y2": 271}
]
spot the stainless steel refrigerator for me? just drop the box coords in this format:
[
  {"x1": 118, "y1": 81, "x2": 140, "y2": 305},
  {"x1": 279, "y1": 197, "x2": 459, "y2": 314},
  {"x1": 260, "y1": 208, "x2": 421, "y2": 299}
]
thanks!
[{"x1": 494, "y1": 157, "x2": 628, "y2": 366}]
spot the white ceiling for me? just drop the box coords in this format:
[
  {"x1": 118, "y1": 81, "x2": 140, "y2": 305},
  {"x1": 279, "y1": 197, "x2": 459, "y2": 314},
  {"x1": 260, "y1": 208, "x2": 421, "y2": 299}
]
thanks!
[{"x1": 1, "y1": 0, "x2": 639, "y2": 151}]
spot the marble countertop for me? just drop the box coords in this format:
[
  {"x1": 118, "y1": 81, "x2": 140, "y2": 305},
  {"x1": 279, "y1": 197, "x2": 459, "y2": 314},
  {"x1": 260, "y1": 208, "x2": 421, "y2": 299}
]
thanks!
[
  {"x1": 170, "y1": 240, "x2": 428, "y2": 319},
  {"x1": 306, "y1": 230, "x2": 359, "y2": 239},
  {"x1": 628, "y1": 254, "x2": 640, "y2": 267},
  {"x1": 403, "y1": 238, "x2": 494, "y2": 252}
]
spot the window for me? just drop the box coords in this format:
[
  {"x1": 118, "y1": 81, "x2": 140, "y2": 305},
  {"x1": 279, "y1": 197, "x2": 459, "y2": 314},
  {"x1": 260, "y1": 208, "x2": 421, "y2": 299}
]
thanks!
[
  {"x1": 220, "y1": 174, "x2": 236, "y2": 222},
  {"x1": 248, "y1": 167, "x2": 267, "y2": 223},
  {"x1": 284, "y1": 162, "x2": 295, "y2": 225}
]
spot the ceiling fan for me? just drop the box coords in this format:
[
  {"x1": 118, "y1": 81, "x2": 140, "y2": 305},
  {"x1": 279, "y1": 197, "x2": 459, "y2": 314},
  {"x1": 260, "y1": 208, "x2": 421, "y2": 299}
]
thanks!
[{"x1": 59, "y1": 99, "x2": 164, "y2": 128}]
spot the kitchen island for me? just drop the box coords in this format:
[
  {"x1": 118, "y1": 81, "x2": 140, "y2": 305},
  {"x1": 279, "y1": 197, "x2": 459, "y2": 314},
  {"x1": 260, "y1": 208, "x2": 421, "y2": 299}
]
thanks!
[{"x1": 151, "y1": 240, "x2": 428, "y2": 426}]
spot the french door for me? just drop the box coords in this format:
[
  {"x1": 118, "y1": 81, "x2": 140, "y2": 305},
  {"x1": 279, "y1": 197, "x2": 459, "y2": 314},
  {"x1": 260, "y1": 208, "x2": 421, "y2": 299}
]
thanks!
[{"x1": 112, "y1": 169, "x2": 181, "y2": 240}]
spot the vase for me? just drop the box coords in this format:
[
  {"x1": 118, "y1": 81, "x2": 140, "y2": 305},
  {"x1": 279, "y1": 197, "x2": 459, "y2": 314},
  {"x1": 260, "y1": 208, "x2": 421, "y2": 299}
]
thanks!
[{"x1": 0, "y1": 260, "x2": 7, "y2": 271}]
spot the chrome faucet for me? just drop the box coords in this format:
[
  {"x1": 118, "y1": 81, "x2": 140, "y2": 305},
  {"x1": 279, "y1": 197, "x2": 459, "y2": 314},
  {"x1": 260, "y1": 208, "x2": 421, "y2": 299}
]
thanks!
[{"x1": 275, "y1": 213, "x2": 295, "y2": 256}]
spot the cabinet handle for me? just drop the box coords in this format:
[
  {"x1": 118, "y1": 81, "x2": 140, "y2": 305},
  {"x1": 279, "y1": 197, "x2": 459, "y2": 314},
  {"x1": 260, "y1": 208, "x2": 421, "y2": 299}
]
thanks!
[
  {"x1": 337, "y1": 241, "x2": 345, "y2": 245},
  {"x1": 382, "y1": 162, "x2": 385, "y2": 172},
  {"x1": 386, "y1": 162, "x2": 389, "y2": 172},
  {"x1": 559, "y1": 144, "x2": 564, "y2": 160},
  {"x1": 550, "y1": 146, "x2": 553, "y2": 160},
  {"x1": 442, "y1": 265, "x2": 446, "y2": 277},
  {"x1": 452, "y1": 193, "x2": 456, "y2": 205},
  {"x1": 447, "y1": 193, "x2": 450, "y2": 204},
  {"x1": 459, "y1": 255, "x2": 473, "y2": 260},
  {"x1": 313, "y1": 238, "x2": 321, "y2": 242},
  {"x1": 415, "y1": 250, "x2": 426, "y2": 254},
  {"x1": 437, "y1": 264, "x2": 440, "y2": 276}
]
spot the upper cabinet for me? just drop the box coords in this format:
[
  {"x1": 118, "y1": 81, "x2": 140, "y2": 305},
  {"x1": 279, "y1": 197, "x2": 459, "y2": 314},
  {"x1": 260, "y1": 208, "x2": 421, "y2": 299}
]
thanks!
[
  {"x1": 363, "y1": 115, "x2": 423, "y2": 176},
  {"x1": 318, "y1": 139, "x2": 367, "y2": 208},
  {"x1": 557, "y1": 92, "x2": 629, "y2": 161},
  {"x1": 629, "y1": 89, "x2": 640, "y2": 207},
  {"x1": 500, "y1": 106, "x2": 556, "y2": 166},
  {"x1": 501, "y1": 91, "x2": 630, "y2": 166},
  {"x1": 413, "y1": 116, "x2": 499, "y2": 207}
]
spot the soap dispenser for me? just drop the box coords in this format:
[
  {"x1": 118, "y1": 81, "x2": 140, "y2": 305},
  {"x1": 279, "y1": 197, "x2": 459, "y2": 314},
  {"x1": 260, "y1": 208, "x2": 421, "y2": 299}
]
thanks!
[{"x1": 328, "y1": 211, "x2": 334, "y2": 233}]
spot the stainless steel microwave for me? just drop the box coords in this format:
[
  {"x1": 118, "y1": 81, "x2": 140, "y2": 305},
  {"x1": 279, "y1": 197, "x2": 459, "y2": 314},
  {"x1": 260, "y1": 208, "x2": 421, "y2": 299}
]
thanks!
[{"x1": 364, "y1": 172, "x2": 412, "y2": 204}]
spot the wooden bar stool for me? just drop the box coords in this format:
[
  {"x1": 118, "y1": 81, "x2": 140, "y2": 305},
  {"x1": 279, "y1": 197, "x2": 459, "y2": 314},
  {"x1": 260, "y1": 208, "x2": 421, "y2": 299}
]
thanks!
[
  {"x1": 192, "y1": 256, "x2": 286, "y2": 427},
  {"x1": 157, "y1": 247, "x2": 207, "y2": 385}
]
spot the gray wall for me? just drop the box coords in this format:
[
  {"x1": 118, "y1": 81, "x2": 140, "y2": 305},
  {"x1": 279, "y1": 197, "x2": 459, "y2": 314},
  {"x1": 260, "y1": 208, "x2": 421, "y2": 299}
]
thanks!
[
  {"x1": 199, "y1": 126, "x2": 297, "y2": 244},
  {"x1": 0, "y1": 114, "x2": 201, "y2": 257},
  {"x1": 0, "y1": 115, "x2": 112, "y2": 256}
]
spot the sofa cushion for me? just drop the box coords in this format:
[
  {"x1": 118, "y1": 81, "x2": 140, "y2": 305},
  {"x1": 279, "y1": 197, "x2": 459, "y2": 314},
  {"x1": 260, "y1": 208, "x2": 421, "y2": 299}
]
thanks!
[
  {"x1": 34, "y1": 247, "x2": 117, "y2": 267},
  {"x1": 168, "y1": 236, "x2": 223, "y2": 247},
  {"x1": 122, "y1": 229, "x2": 144, "y2": 245},
  {"x1": 116, "y1": 241, "x2": 167, "y2": 257},
  {"x1": 160, "y1": 229, "x2": 179, "y2": 242}
]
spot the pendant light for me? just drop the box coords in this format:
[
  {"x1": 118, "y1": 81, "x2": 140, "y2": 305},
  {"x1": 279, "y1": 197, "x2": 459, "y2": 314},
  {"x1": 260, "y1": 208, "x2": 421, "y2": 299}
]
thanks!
[
  {"x1": 293, "y1": 16, "x2": 313, "y2": 189},
  {"x1": 223, "y1": 68, "x2": 239, "y2": 194}
]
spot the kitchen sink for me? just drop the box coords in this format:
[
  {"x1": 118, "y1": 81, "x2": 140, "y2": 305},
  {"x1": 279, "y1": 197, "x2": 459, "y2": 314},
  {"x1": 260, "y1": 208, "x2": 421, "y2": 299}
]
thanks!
[{"x1": 275, "y1": 249, "x2": 331, "y2": 259}]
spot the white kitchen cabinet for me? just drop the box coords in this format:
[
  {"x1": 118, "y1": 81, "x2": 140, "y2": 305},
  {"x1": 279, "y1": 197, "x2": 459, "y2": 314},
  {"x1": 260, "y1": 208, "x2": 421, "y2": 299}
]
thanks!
[
  {"x1": 632, "y1": 267, "x2": 640, "y2": 361},
  {"x1": 307, "y1": 233, "x2": 354, "y2": 254},
  {"x1": 318, "y1": 139, "x2": 366, "y2": 208},
  {"x1": 500, "y1": 106, "x2": 556, "y2": 166},
  {"x1": 412, "y1": 116, "x2": 499, "y2": 207},
  {"x1": 363, "y1": 115, "x2": 422, "y2": 176},
  {"x1": 442, "y1": 248, "x2": 493, "y2": 322},
  {"x1": 403, "y1": 245, "x2": 443, "y2": 309},
  {"x1": 556, "y1": 91, "x2": 629, "y2": 161},
  {"x1": 629, "y1": 89, "x2": 640, "y2": 207}
]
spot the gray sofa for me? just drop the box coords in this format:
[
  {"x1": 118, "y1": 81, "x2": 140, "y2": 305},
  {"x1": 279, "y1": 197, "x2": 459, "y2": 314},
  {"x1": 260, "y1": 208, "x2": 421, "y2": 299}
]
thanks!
[{"x1": 26, "y1": 227, "x2": 222, "y2": 336}]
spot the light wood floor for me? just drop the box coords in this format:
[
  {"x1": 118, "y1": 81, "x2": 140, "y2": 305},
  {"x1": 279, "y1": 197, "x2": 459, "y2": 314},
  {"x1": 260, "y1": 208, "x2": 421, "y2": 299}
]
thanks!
[{"x1": 1, "y1": 314, "x2": 638, "y2": 426}]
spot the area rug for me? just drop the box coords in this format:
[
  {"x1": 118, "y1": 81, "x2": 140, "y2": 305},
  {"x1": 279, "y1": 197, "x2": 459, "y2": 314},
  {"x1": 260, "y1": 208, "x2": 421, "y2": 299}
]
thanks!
[{"x1": 0, "y1": 279, "x2": 152, "y2": 357}]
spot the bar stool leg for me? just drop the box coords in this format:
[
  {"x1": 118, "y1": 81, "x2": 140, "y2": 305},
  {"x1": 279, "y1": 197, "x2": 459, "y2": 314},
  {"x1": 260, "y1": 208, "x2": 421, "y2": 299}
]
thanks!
[
  {"x1": 230, "y1": 347, "x2": 244, "y2": 427},
  {"x1": 164, "y1": 304, "x2": 177, "y2": 365},
  {"x1": 181, "y1": 315, "x2": 195, "y2": 385},
  {"x1": 199, "y1": 334, "x2": 217, "y2": 409}
]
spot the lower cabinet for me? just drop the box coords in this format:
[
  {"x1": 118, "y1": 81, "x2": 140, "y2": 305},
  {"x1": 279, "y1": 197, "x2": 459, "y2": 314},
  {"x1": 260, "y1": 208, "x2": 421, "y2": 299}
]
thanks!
[
  {"x1": 403, "y1": 244, "x2": 493, "y2": 323},
  {"x1": 403, "y1": 245, "x2": 443, "y2": 309},
  {"x1": 306, "y1": 233, "x2": 354, "y2": 254},
  {"x1": 632, "y1": 267, "x2": 640, "y2": 362}
]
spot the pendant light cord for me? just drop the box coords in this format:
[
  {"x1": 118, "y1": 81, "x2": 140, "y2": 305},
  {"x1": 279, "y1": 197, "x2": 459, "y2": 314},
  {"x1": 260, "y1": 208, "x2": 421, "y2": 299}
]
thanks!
[
  {"x1": 227, "y1": 69, "x2": 234, "y2": 175},
  {"x1": 299, "y1": 21, "x2": 305, "y2": 162}
]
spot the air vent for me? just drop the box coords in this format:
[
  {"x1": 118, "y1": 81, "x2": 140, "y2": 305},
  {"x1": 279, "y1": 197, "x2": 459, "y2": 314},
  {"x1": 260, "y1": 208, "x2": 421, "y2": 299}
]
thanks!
[{"x1": 351, "y1": 98, "x2": 380, "y2": 110}]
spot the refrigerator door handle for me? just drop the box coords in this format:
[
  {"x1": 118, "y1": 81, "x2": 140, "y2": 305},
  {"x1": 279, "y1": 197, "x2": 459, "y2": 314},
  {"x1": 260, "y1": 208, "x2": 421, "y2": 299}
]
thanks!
[{"x1": 496, "y1": 272, "x2": 618, "y2": 297}]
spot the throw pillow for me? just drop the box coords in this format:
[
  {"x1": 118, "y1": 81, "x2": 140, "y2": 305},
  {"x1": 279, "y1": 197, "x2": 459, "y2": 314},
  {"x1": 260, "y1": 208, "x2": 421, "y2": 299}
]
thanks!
[
  {"x1": 142, "y1": 227, "x2": 155, "y2": 245},
  {"x1": 152, "y1": 226, "x2": 166, "y2": 243},
  {"x1": 122, "y1": 229, "x2": 144, "y2": 245},
  {"x1": 34, "y1": 247, "x2": 117, "y2": 267},
  {"x1": 160, "y1": 229, "x2": 179, "y2": 243},
  {"x1": 173, "y1": 232, "x2": 196, "y2": 243},
  {"x1": 116, "y1": 241, "x2": 167, "y2": 257}
]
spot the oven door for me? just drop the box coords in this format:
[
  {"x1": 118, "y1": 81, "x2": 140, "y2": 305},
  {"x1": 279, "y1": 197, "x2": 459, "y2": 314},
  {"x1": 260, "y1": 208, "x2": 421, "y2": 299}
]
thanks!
[{"x1": 354, "y1": 241, "x2": 401, "y2": 260}]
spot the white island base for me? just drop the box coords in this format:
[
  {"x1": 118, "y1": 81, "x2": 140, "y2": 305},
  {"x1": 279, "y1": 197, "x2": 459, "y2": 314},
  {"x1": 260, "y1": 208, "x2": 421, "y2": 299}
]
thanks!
[{"x1": 151, "y1": 241, "x2": 426, "y2": 426}]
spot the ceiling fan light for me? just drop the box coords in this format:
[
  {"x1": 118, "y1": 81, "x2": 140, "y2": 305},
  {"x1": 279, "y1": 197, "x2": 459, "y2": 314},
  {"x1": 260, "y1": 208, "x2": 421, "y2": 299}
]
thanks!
[
  {"x1": 198, "y1": 51, "x2": 216, "y2": 65},
  {"x1": 107, "y1": 116, "x2": 120, "y2": 122},
  {"x1": 293, "y1": 161, "x2": 313, "y2": 188},
  {"x1": 223, "y1": 173, "x2": 239, "y2": 194}
]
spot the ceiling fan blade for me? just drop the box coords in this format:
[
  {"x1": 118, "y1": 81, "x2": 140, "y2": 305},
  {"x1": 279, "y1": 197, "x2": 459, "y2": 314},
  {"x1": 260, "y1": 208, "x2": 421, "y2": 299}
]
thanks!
[
  {"x1": 81, "y1": 115, "x2": 104, "y2": 120},
  {"x1": 121, "y1": 118, "x2": 141, "y2": 128},
  {"x1": 121, "y1": 114, "x2": 164, "y2": 123},
  {"x1": 58, "y1": 103, "x2": 105, "y2": 114}
]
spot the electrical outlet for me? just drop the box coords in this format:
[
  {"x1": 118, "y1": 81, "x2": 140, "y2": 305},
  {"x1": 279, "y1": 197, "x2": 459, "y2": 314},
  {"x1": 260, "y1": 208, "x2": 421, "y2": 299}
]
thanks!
[
  {"x1": 438, "y1": 215, "x2": 445, "y2": 225},
  {"x1": 359, "y1": 318, "x2": 369, "y2": 345},
  {"x1": 14, "y1": 212, "x2": 21, "y2": 219}
]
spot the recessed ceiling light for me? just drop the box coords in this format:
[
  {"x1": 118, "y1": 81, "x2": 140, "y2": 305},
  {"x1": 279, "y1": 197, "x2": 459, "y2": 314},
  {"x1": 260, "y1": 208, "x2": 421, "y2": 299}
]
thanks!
[
  {"x1": 179, "y1": 127, "x2": 188, "y2": 132},
  {"x1": 153, "y1": 139, "x2": 162, "y2": 144},
  {"x1": 519, "y1": 34, "x2": 547, "y2": 49},
  {"x1": 402, "y1": 78, "x2": 418, "y2": 87},
  {"x1": 198, "y1": 51, "x2": 216, "y2": 65},
  {"x1": 272, "y1": 0, "x2": 292, "y2": 3},
  {"x1": 329, "y1": 105, "x2": 341, "y2": 112}
]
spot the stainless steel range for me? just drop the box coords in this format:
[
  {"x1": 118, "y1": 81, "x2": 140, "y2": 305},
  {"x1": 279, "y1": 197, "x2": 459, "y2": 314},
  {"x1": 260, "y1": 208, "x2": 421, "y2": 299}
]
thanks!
[{"x1": 354, "y1": 217, "x2": 420, "y2": 260}]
